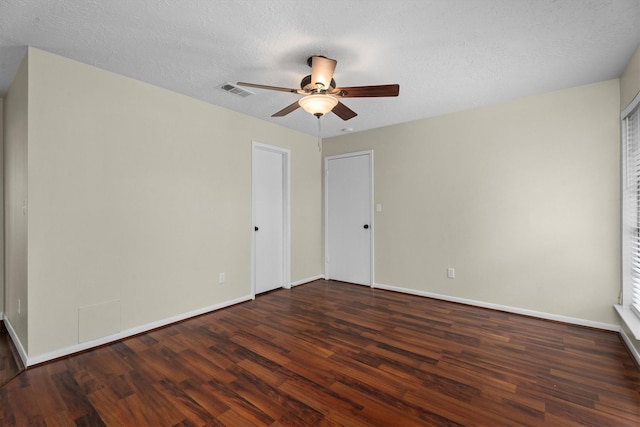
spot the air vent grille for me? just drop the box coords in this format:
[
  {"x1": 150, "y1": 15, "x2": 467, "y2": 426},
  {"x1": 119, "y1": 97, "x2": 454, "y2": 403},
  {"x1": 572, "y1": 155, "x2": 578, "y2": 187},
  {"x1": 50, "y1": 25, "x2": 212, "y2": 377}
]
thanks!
[{"x1": 220, "y1": 82, "x2": 254, "y2": 98}]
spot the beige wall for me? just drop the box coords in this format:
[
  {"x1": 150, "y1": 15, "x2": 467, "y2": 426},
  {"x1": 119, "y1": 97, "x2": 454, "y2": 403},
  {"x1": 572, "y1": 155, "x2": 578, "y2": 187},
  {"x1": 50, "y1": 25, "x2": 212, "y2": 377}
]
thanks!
[
  {"x1": 324, "y1": 79, "x2": 620, "y2": 325},
  {"x1": 620, "y1": 44, "x2": 640, "y2": 110},
  {"x1": 20, "y1": 48, "x2": 322, "y2": 359},
  {"x1": 3, "y1": 53, "x2": 29, "y2": 352}
]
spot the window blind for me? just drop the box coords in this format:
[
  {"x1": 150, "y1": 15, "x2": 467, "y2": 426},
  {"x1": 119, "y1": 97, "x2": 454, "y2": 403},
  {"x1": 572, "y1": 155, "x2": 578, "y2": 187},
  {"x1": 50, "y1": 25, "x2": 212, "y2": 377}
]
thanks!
[{"x1": 624, "y1": 102, "x2": 640, "y2": 316}]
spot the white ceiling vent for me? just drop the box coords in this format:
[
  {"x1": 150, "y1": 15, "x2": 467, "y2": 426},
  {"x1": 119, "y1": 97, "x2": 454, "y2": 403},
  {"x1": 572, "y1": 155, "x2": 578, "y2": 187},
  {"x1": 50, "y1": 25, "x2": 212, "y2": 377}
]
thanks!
[{"x1": 220, "y1": 82, "x2": 254, "y2": 98}]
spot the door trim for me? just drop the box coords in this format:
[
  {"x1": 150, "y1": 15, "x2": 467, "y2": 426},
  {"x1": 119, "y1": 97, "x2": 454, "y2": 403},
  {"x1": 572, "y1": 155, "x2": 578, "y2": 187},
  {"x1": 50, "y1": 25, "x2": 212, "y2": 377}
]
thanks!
[
  {"x1": 324, "y1": 150, "x2": 374, "y2": 287},
  {"x1": 251, "y1": 141, "x2": 291, "y2": 298}
]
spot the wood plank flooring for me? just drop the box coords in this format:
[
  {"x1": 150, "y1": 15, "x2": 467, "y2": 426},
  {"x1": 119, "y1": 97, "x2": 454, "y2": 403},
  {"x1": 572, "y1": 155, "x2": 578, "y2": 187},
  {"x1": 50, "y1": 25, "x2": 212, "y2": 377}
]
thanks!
[{"x1": 0, "y1": 280, "x2": 638, "y2": 426}]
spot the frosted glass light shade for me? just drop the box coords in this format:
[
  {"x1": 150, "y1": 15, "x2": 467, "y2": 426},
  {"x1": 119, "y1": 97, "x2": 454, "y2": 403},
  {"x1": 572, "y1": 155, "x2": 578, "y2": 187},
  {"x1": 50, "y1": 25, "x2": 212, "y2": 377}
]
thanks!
[{"x1": 298, "y1": 94, "x2": 338, "y2": 116}]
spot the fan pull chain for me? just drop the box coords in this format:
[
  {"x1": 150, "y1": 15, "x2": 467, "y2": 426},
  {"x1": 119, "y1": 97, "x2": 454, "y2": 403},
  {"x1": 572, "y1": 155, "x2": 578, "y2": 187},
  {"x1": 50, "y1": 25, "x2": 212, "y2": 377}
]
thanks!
[{"x1": 317, "y1": 116, "x2": 322, "y2": 152}]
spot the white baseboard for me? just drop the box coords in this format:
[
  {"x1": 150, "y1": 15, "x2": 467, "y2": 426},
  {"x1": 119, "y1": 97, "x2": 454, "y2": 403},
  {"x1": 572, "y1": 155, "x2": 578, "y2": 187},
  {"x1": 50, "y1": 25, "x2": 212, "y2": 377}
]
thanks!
[
  {"x1": 375, "y1": 282, "x2": 640, "y2": 366},
  {"x1": 3, "y1": 316, "x2": 28, "y2": 368},
  {"x1": 26, "y1": 294, "x2": 253, "y2": 367},
  {"x1": 614, "y1": 304, "x2": 640, "y2": 339},
  {"x1": 618, "y1": 326, "x2": 640, "y2": 367},
  {"x1": 21, "y1": 276, "x2": 326, "y2": 367},
  {"x1": 16, "y1": 281, "x2": 637, "y2": 368},
  {"x1": 291, "y1": 274, "x2": 325, "y2": 287},
  {"x1": 373, "y1": 282, "x2": 620, "y2": 331}
]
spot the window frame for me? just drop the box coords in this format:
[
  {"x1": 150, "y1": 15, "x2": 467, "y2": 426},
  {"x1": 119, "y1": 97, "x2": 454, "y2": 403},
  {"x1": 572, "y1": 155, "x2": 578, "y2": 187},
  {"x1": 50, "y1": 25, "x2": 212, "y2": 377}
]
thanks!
[{"x1": 618, "y1": 90, "x2": 640, "y2": 339}]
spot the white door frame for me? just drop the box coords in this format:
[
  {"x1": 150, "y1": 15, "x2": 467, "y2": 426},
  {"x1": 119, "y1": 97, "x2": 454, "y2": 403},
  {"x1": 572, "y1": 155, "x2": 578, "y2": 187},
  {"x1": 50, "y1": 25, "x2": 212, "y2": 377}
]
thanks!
[
  {"x1": 251, "y1": 141, "x2": 291, "y2": 297},
  {"x1": 324, "y1": 150, "x2": 374, "y2": 287}
]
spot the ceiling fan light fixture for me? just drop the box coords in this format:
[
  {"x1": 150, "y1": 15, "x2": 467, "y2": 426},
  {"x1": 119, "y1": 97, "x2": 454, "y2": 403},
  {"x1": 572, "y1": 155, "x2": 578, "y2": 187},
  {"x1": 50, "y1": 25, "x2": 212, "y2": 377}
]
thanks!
[
  {"x1": 298, "y1": 94, "x2": 338, "y2": 117},
  {"x1": 237, "y1": 55, "x2": 398, "y2": 121}
]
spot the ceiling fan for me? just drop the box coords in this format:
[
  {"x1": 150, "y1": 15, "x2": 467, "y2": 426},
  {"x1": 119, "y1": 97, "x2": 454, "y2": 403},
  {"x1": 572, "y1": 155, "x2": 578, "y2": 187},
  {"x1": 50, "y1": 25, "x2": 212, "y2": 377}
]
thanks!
[{"x1": 237, "y1": 55, "x2": 399, "y2": 121}]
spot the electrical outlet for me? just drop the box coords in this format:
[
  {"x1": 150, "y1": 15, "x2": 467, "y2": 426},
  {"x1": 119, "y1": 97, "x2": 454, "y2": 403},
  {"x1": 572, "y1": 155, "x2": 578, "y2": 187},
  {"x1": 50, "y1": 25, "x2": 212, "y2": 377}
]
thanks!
[
  {"x1": 219, "y1": 273, "x2": 225, "y2": 284},
  {"x1": 447, "y1": 268, "x2": 455, "y2": 279}
]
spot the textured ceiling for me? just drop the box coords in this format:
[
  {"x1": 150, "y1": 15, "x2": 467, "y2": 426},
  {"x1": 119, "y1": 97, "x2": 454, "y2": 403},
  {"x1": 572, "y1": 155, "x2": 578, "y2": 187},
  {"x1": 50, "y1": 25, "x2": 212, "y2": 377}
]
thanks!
[{"x1": 1, "y1": 0, "x2": 639, "y2": 138}]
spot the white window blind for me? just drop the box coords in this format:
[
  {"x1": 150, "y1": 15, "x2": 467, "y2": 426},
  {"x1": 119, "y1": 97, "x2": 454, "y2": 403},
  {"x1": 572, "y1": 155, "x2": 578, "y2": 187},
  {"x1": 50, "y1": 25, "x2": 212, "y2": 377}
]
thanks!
[{"x1": 623, "y1": 100, "x2": 640, "y2": 317}]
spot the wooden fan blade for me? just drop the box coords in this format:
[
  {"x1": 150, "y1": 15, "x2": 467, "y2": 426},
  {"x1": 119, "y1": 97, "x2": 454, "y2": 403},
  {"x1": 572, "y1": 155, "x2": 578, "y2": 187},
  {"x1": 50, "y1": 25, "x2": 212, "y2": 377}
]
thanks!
[
  {"x1": 272, "y1": 101, "x2": 301, "y2": 117},
  {"x1": 310, "y1": 56, "x2": 337, "y2": 90},
  {"x1": 334, "y1": 84, "x2": 399, "y2": 98},
  {"x1": 236, "y1": 82, "x2": 299, "y2": 93},
  {"x1": 332, "y1": 101, "x2": 358, "y2": 121}
]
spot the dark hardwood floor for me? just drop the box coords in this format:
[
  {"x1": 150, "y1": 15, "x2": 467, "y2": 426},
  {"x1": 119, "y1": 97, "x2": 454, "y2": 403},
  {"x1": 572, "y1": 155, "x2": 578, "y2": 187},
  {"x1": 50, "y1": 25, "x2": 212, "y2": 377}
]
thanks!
[{"x1": 0, "y1": 280, "x2": 638, "y2": 426}]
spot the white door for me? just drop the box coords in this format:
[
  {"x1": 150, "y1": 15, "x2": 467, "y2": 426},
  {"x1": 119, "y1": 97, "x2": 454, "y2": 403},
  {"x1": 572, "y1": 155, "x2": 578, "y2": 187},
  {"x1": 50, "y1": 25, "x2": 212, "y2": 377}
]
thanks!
[
  {"x1": 252, "y1": 143, "x2": 290, "y2": 294},
  {"x1": 325, "y1": 151, "x2": 372, "y2": 285}
]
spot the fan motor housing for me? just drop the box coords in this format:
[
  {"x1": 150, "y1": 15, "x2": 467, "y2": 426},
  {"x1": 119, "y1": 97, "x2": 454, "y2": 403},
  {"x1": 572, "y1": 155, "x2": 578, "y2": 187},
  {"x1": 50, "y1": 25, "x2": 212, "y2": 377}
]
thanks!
[{"x1": 300, "y1": 75, "x2": 336, "y2": 92}]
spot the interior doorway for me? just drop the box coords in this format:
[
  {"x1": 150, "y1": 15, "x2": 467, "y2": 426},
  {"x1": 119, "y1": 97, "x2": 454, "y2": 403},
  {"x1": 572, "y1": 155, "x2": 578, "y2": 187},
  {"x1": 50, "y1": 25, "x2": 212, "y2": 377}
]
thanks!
[
  {"x1": 252, "y1": 142, "x2": 290, "y2": 295},
  {"x1": 325, "y1": 151, "x2": 373, "y2": 286}
]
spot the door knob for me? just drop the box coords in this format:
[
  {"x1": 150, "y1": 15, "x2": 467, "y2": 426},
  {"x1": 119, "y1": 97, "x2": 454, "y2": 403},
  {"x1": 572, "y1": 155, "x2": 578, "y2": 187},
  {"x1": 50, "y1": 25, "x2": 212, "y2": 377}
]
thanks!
[
  {"x1": 255, "y1": 226, "x2": 259, "y2": 231},
  {"x1": 363, "y1": 224, "x2": 369, "y2": 229}
]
